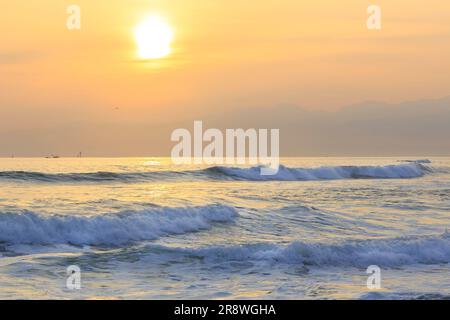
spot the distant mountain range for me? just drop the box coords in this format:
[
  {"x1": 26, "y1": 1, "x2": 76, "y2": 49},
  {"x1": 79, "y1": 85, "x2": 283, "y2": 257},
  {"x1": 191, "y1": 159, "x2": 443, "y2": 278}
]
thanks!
[
  {"x1": 200, "y1": 96, "x2": 450, "y2": 156},
  {"x1": 1, "y1": 96, "x2": 450, "y2": 156}
]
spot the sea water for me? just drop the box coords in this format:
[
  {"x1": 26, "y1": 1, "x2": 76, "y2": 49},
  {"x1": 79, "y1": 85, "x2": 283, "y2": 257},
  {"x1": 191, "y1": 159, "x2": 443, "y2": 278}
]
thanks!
[{"x1": 0, "y1": 157, "x2": 448, "y2": 299}]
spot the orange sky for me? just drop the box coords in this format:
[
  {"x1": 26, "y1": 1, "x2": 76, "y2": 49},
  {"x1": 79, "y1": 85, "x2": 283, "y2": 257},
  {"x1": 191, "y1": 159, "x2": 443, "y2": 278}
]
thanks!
[{"x1": 1, "y1": 0, "x2": 450, "y2": 156}]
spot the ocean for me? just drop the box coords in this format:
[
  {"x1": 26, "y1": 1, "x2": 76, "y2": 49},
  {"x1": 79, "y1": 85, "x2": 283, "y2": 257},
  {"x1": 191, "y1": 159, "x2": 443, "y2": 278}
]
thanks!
[{"x1": 0, "y1": 157, "x2": 448, "y2": 299}]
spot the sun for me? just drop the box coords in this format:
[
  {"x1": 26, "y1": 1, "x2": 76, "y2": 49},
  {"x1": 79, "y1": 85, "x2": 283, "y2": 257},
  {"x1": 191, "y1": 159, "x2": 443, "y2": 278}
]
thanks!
[{"x1": 135, "y1": 15, "x2": 174, "y2": 59}]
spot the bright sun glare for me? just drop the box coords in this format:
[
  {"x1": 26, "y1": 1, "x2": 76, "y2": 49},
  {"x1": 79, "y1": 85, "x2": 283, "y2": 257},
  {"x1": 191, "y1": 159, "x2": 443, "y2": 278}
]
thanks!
[{"x1": 135, "y1": 15, "x2": 174, "y2": 59}]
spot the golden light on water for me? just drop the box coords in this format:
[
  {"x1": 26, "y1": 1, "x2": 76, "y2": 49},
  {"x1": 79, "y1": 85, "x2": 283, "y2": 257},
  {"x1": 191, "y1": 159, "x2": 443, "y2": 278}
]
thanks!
[{"x1": 135, "y1": 15, "x2": 174, "y2": 59}]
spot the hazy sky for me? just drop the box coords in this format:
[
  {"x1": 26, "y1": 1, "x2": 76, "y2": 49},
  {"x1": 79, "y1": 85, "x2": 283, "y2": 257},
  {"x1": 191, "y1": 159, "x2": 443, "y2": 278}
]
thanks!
[{"x1": 1, "y1": 0, "x2": 450, "y2": 156}]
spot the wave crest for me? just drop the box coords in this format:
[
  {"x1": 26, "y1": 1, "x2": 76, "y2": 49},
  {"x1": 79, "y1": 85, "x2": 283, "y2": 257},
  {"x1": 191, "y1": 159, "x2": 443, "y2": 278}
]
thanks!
[
  {"x1": 207, "y1": 162, "x2": 430, "y2": 181},
  {"x1": 0, "y1": 205, "x2": 238, "y2": 246},
  {"x1": 170, "y1": 233, "x2": 450, "y2": 268},
  {"x1": 0, "y1": 162, "x2": 431, "y2": 183}
]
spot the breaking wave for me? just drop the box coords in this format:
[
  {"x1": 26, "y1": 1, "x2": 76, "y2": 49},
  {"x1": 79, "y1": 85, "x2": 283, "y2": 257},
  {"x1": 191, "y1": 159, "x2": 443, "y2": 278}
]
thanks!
[
  {"x1": 0, "y1": 161, "x2": 432, "y2": 183},
  {"x1": 0, "y1": 205, "x2": 238, "y2": 246},
  {"x1": 168, "y1": 232, "x2": 450, "y2": 268},
  {"x1": 207, "y1": 162, "x2": 430, "y2": 181}
]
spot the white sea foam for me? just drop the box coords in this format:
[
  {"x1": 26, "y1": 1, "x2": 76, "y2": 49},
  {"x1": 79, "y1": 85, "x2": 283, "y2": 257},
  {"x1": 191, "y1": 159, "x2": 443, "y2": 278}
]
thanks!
[
  {"x1": 0, "y1": 205, "x2": 238, "y2": 246},
  {"x1": 173, "y1": 232, "x2": 450, "y2": 267},
  {"x1": 209, "y1": 162, "x2": 430, "y2": 181},
  {"x1": 0, "y1": 162, "x2": 432, "y2": 183}
]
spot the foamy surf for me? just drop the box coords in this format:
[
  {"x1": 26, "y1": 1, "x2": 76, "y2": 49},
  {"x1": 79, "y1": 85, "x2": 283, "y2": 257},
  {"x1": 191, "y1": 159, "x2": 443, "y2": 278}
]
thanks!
[
  {"x1": 0, "y1": 157, "x2": 449, "y2": 299},
  {"x1": 0, "y1": 161, "x2": 432, "y2": 183},
  {"x1": 152, "y1": 232, "x2": 450, "y2": 268},
  {"x1": 0, "y1": 205, "x2": 238, "y2": 246},
  {"x1": 208, "y1": 162, "x2": 430, "y2": 181}
]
